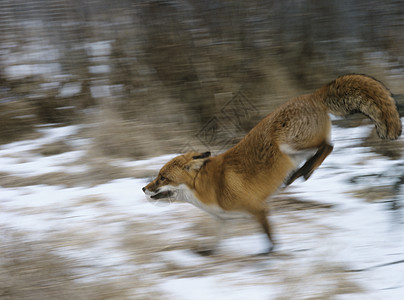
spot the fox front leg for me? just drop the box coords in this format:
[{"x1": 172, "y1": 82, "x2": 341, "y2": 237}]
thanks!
[{"x1": 193, "y1": 217, "x2": 226, "y2": 256}]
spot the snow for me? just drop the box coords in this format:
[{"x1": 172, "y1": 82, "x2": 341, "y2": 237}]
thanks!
[
  {"x1": 161, "y1": 276, "x2": 277, "y2": 300},
  {"x1": 0, "y1": 119, "x2": 403, "y2": 299},
  {"x1": 88, "y1": 65, "x2": 111, "y2": 74},
  {"x1": 90, "y1": 85, "x2": 112, "y2": 98},
  {"x1": 85, "y1": 41, "x2": 112, "y2": 57},
  {"x1": 0, "y1": 125, "x2": 87, "y2": 176},
  {"x1": 59, "y1": 82, "x2": 82, "y2": 98},
  {"x1": 160, "y1": 250, "x2": 209, "y2": 268},
  {"x1": 5, "y1": 63, "x2": 62, "y2": 79},
  {"x1": 0, "y1": 150, "x2": 87, "y2": 176}
]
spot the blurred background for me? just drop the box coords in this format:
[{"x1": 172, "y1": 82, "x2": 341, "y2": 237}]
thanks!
[
  {"x1": 1, "y1": 1, "x2": 404, "y2": 299},
  {"x1": 1, "y1": 0, "x2": 403, "y2": 157}
]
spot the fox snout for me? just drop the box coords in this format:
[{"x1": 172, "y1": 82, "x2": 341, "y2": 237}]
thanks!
[
  {"x1": 142, "y1": 183, "x2": 156, "y2": 195},
  {"x1": 142, "y1": 183, "x2": 175, "y2": 200},
  {"x1": 142, "y1": 186, "x2": 158, "y2": 193},
  {"x1": 142, "y1": 184, "x2": 156, "y2": 197}
]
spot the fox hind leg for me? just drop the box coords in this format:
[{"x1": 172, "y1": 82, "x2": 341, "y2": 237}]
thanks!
[{"x1": 285, "y1": 141, "x2": 333, "y2": 186}]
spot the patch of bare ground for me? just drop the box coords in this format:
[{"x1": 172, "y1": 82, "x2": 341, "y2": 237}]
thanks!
[
  {"x1": 0, "y1": 101, "x2": 40, "y2": 144},
  {"x1": 271, "y1": 194, "x2": 334, "y2": 212},
  {"x1": 84, "y1": 107, "x2": 190, "y2": 160},
  {"x1": 351, "y1": 186, "x2": 397, "y2": 203},
  {"x1": 275, "y1": 262, "x2": 364, "y2": 299},
  {"x1": 0, "y1": 171, "x2": 78, "y2": 188},
  {"x1": 0, "y1": 228, "x2": 164, "y2": 300},
  {"x1": 0, "y1": 162, "x2": 148, "y2": 189},
  {"x1": 361, "y1": 128, "x2": 404, "y2": 160},
  {"x1": 37, "y1": 140, "x2": 73, "y2": 156}
]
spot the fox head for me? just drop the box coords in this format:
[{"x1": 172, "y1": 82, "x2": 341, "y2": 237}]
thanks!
[{"x1": 142, "y1": 151, "x2": 211, "y2": 200}]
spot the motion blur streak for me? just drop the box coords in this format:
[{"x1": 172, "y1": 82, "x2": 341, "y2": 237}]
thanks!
[{"x1": 0, "y1": 1, "x2": 403, "y2": 299}]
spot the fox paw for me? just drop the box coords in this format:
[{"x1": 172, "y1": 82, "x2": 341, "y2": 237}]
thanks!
[
  {"x1": 196, "y1": 249, "x2": 215, "y2": 256},
  {"x1": 191, "y1": 246, "x2": 215, "y2": 256}
]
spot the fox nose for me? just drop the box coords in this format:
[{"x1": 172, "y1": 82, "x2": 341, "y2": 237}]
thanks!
[{"x1": 142, "y1": 187, "x2": 146, "y2": 192}]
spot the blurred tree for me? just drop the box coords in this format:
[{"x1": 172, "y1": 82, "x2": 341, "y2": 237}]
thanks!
[{"x1": 0, "y1": 0, "x2": 403, "y2": 154}]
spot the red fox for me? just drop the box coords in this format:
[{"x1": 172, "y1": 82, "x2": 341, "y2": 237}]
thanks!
[{"x1": 142, "y1": 74, "x2": 402, "y2": 254}]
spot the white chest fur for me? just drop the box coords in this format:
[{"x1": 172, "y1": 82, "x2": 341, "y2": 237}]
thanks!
[{"x1": 175, "y1": 184, "x2": 250, "y2": 220}]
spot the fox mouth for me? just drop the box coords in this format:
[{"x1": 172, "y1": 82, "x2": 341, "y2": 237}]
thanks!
[{"x1": 150, "y1": 190, "x2": 174, "y2": 200}]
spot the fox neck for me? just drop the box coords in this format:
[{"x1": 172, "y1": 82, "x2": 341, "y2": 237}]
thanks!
[{"x1": 185, "y1": 155, "x2": 223, "y2": 206}]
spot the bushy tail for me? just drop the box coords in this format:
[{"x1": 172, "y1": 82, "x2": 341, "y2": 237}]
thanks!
[{"x1": 315, "y1": 74, "x2": 402, "y2": 140}]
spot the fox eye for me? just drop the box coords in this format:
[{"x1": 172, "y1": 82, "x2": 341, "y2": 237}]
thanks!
[{"x1": 160, "y1": 175, "x2": 167, "y2": 181}]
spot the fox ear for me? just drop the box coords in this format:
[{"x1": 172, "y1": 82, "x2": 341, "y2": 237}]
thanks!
[
  {"x1": 192, "y1": 151, "x2": 211, "y2": 160},
  {"x1": 185, "y1": 152, "x2": 211, "y2": 171}
]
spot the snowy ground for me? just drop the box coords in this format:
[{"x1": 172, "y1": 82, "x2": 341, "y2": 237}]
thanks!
[{"x1": 0, "y1": 120, "x2": 403, "y2": 299}]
